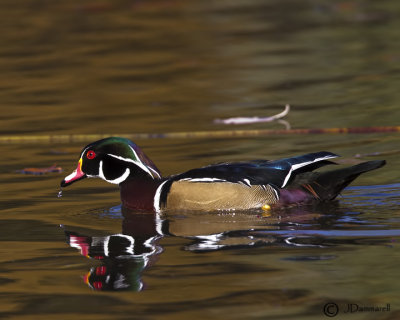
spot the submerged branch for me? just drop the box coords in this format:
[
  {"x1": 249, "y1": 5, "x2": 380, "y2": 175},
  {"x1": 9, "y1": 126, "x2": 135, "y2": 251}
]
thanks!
[{"x1": 1, "y1": 126, "x2": 400, "y2": 144}]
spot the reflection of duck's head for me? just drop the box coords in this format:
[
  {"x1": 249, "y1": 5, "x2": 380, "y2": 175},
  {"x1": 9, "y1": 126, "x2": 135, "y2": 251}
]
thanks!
[
  {"x1": 82, "y1": 261, "x2": 146, "y2": 291},
  {"x1": 64, "y1": 217, "x2": 163, "y2": 292}
]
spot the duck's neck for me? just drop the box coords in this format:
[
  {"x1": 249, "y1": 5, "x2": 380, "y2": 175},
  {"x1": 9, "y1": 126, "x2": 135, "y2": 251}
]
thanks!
[{"x1": 119, "y1": 175, "x2": 162, "y2": 212}]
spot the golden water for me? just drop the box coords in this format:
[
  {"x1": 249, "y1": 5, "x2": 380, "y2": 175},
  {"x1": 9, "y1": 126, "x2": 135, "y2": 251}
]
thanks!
[{"x1": 1, "y1": 1, "x2": 400, "y2": 319}]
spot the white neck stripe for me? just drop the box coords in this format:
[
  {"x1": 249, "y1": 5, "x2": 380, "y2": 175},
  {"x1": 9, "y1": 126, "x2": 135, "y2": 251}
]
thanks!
[
  {"x1": 154, "y1": 180, "x2": 169, "y2": 212},
  {"x1": 128, "y1": 145, "x2": 161, "y2": 179},
  {"x1": 148, "y1": 166, "x2": 161, "y2": 179}
]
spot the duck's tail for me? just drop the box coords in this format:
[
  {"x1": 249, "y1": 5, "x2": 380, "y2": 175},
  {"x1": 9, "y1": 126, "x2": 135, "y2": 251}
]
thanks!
[{"x1": 302, "y1": 160, "x2": 386, "y2": 201}]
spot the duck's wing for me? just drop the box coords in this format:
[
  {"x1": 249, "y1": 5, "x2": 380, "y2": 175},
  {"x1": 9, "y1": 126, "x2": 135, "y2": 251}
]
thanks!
[
  {"x1": 170, "y1": 151, "x2": 338, "y2": 188},
  {"x1": 153, "y1": 151, "x2": 338, "y2": 212}
]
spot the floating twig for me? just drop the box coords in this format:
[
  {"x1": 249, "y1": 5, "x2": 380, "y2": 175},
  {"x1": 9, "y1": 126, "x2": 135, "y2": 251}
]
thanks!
[{"x1": 214, "y1": 104, "x2": 290, "y2": 125}]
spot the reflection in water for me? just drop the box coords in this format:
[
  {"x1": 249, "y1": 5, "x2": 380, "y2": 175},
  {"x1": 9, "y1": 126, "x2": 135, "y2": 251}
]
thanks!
[
  {"x1": 62, "y1": 194, "x2": 400, "y2": 292},
  {"x1": 64, "y1": 211, "x2": 164, "y2": 291}
]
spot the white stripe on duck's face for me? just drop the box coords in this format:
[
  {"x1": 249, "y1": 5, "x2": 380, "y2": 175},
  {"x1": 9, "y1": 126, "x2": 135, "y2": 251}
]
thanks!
[
  {"x1": 104, "y1": 145, "x2": 161, "y2": 180},
  {"x1": 107, "y1": 153, "x2": 152, "y2": 178},
  {"x1": 80, "y1": 152, "x2": 159, "y2": 186},
  {"x1": 128, "y1": 145, "x2": 161, "y2": 179},
  {"x1": 97, "y1": 152, "x2": 154, "y2": 184}
]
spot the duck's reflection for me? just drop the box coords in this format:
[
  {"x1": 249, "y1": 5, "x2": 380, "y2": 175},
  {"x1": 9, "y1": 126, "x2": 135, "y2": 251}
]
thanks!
[
  {"x1": 63, "y1": 204, "x2": 341, "y2": 291},
  {"x1": 64, "y1": 210, "x2": 166, "y2": 291}
]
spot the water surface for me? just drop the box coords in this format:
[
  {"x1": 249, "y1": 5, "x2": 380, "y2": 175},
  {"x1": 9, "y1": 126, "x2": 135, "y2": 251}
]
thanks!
[{"x1": 1, "y1": 1, "x2": 400, "y2": 319}]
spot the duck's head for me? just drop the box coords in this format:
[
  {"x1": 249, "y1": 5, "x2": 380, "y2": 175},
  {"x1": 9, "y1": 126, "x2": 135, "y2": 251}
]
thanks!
[{"x1": 60, "y1": 137, "x2": 161, "y2": 188}]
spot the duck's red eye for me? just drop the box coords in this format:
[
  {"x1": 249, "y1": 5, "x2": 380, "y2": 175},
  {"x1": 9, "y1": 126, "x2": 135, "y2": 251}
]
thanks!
[{"x1": 86, "y1": 150, "x2": 96, "y2": 160}]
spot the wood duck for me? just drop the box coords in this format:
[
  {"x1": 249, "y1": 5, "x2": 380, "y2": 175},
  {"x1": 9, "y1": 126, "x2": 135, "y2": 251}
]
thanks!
[{"x1": 60, "y1": 137, "x2": 385, "y2": 212}]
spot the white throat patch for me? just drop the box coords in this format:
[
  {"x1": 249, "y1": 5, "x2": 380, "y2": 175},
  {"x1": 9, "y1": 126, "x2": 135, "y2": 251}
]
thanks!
[{"x1": 99, "y1": 160, "x2": 131, "y2": 184}]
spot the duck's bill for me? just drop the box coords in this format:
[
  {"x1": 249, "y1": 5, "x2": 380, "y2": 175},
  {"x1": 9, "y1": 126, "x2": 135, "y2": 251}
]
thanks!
[{"x1": 61, "y1": 159, "x2": 87, "y2": 187}]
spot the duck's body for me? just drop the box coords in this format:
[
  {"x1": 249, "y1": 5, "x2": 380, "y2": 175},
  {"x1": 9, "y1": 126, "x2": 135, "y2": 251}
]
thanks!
[{"x1": 61, "y1": 137, "x2": 385, "y2": 212}]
